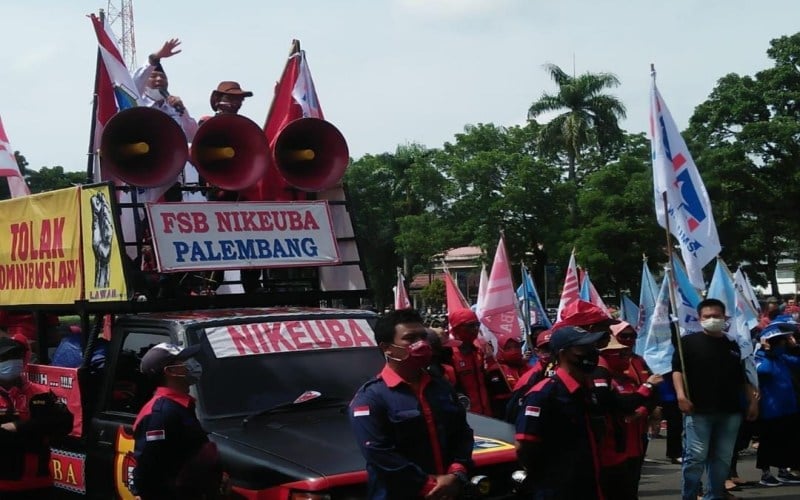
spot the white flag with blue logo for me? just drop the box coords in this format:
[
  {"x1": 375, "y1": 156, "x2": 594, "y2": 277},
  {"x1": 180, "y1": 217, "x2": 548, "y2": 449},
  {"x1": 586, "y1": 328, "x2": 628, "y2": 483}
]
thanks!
[
  {"x1": 650, "y1": 70, "x2": 721, "y2": 289},
  {"x1": 643, "y1": 269, "x2": 674, "y2": 375}
]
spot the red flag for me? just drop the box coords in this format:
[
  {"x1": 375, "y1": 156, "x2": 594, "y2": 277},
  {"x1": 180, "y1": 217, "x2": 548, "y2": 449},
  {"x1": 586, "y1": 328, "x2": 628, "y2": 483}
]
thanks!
[
  {"x1": 394, "y1": 270, "x2": 411, "y2": 310},
  {"x1": 444, "y1": 269, "x2": 470, "y2": 313},
  {"x1": 478, "y1": 236, "x2": 522, "y2": 348},
  {"x1": 556, "y1": 249, "x2": 580, "y2": 321},
  {"x1": 0, "y1": 115, "x2": 30, "y2": 197},
  {"x1": 242, "y1": 40, "x2": 323, "y2": 202}
]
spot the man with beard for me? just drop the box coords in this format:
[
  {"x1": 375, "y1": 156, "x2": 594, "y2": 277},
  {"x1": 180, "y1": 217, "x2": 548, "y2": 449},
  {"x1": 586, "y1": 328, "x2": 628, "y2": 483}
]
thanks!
[{"x1": 349, "y1": 309, "x2": 473, "y2": 499}]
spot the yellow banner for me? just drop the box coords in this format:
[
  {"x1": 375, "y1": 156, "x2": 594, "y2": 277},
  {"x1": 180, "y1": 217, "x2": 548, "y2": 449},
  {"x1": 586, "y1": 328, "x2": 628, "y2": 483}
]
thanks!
[
  {"x1": 0, "y1": 187, "x2": 82, "y2": 305},
  {"x1": 80, "y1": 185, "x2": 128, "y2": 302}
]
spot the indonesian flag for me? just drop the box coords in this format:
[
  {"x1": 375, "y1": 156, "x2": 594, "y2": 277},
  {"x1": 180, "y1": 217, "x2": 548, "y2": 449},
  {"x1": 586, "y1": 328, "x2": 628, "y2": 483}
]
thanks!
[
  {"x1": 650, "y1": 68, "x2": 720, "y2": 289},
  {"x1": 242, "y1": 40, "x2": 323, "y2": 202},
  {"x1": 0, "y1": 115, "x2": 30, "y2": 198},
  {"x1": 477, "y1": 236, "x2": 522, "y2": 349},
  {"x1": 394, "y1": 270, "x2": 411, "y2": 310},
  {"x1": 89, "y1": 14, "x2": 152, "y2": 259},
  {"x1": 444, "y1": 268, "x2": 470, "y2": 313},
  {"x1": 555, "y1": 250, "x2": 580, "y2": 321}
]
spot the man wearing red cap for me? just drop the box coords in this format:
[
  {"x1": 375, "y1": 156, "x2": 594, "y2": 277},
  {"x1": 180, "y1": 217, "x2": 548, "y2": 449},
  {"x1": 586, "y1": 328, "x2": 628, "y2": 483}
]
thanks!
[
  {"x1": 505, "y1": 329, "x2": 555, "y2": 423},
  {"x1": 446, "y1": 308, "x2": 492, "y2": 416}
]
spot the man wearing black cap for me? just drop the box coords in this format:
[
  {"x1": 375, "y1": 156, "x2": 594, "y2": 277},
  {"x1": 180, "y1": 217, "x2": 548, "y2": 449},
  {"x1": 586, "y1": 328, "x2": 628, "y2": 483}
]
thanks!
[
  {"x1": 131, "y1": 342, "x2": 223, "y2": 500},
  {"x1": 0, "y1": 336, "x2": 73, "y2": 499},
  {"x1": 515, "y1": 326, "x2": 605, "y2": 499}
]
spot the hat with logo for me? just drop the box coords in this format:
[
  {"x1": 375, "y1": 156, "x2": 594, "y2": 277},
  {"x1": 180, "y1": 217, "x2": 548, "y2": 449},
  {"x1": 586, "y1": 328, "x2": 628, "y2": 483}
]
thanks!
[
  {"x1": 760, "y1": 320, "x2": 799, "y2": 341},
  {"x1": 535, "y1": 330, "x2": 552, "y2": 348},
  {"x1": 549, "y1": 326, "x2": 606, "y2": 353},
  {"x1": 140, "y1": 342, "x2": 202, "y2": 377}
]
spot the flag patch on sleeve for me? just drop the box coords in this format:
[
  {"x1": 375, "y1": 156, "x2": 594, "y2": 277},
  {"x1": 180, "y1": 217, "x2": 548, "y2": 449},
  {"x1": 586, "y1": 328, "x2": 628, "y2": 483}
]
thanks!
[
  {"x1": 353, "y1": 406, "x2": 370, "y2": 417},
  {"x1": 145, "y1": 430, "x2": 166, "y2": 441},
  {"x1": 525, "y1": 405, "x2": 541, "y2": 417},
  {"x1": 593, "y1": 379, "x2": 608, "y2": 388}
]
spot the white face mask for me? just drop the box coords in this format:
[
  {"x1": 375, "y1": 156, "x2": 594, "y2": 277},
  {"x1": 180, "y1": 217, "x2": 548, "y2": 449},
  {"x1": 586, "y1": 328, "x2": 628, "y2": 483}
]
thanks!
[
  {"x1": 700, "y1": 318, "x2": 726, "y2": 333},
  {"x1": 144, "y1": 87, "x2": 164, "y2": 101},
  {"x1": 0, "y1": 359, "x2": 24, "y2": 382}
]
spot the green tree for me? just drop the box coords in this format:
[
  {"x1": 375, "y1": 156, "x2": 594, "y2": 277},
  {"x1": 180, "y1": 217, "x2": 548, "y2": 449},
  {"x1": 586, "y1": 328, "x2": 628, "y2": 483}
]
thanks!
[
  {"x1": 26, "y1": 166, "x2": 85, "y2": 194},
  {"x1": 528, "y1": 64, "x2": 627, "y2": 183},
  {"x1": 686, "y1": 32, "x2": 800, "y2": 294},
  {"x1": 569, "y1": 133, "x2": 665, "y2": 295}
]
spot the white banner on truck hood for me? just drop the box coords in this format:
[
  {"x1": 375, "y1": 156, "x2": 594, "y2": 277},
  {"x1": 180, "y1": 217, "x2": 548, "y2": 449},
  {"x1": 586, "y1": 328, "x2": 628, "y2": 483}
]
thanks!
[
  {"x1": 205, "y1": 318, "x2": 376, "y2": 357},
  {"x1": 146, "y1": 201, "x2": 340, "y2": 272}
]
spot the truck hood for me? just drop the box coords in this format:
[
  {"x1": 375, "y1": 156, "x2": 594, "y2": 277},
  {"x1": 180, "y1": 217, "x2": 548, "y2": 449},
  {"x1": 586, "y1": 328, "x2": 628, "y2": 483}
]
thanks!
[{"x1": 205, "y1": 404, "x2": 364, "y2": 487}]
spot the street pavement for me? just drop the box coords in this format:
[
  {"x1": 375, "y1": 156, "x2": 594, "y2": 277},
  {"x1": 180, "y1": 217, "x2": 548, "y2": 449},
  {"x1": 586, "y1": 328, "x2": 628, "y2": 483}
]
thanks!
[{"x1": 639, "y1": 435, "x2": 800, "y2": 499}]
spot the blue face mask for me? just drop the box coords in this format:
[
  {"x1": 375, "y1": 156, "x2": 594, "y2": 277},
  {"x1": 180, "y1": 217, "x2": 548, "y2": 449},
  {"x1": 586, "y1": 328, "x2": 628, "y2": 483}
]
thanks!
[{"x1": 0, "y1": 359, "x2": 24, "y2": 382}]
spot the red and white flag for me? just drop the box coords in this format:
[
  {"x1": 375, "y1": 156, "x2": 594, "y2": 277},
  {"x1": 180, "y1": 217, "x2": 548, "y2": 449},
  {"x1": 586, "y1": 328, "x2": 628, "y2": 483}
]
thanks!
[
  {"x1": 444, "y1": 268, "x2": 470, "y2": 313},
  {"x1": 243, "y1": 40, "x2": 323, "y2": 202},
  {"x1": 477, "y1": 236, "x2": 522, "y2": 349},
  {"x1": 394, "y1": 270, "x2": 411, "y2": 310},
  {"x1": 556, "y1": 250, "x2": 580, "y2": 321},
  {"x1": 0, "y1": 115, "x2": 30, "y2": 198}
]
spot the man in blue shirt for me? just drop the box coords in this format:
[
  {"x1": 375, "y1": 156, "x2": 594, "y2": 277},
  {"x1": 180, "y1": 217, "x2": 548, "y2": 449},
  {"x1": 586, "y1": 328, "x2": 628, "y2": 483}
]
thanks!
[{"x1": 349, "y1": 309, "x2": 473, "y2": 499}]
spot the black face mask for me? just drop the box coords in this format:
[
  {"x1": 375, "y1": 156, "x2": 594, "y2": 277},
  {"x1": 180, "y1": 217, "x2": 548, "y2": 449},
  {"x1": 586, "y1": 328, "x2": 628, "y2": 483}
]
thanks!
[{"x1": 573, "y1": 348, "x2": 600, "y2": 374}]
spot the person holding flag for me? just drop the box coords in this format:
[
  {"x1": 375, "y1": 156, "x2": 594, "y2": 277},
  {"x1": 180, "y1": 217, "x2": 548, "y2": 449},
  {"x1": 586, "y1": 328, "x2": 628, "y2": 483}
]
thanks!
[
  {"x1": 672, "y1": 298, "x2": 759, "y2": 500},
  {"x1": 446, "y1": 308, "x2": 492, "y2": 416}
]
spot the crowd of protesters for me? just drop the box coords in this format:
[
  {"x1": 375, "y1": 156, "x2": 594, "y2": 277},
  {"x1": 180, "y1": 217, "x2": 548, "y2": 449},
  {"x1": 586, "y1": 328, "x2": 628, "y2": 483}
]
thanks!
[{"x1": 351, "y1": 296, "x2": 800, "y2": 499}]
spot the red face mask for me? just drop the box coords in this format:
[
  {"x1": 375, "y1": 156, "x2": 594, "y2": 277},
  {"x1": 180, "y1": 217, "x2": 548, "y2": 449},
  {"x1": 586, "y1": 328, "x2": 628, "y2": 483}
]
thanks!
[
  {"x1": 387, "y1": 340, "x2": 433, "y2": 370},
  {"x1": 602, "y1": 351, "x2": 631, "y2": 373}
]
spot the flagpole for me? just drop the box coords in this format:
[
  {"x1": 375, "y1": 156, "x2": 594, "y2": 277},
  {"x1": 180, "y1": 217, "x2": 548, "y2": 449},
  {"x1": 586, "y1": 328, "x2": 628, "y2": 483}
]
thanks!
[
  {"x1": 85, "y1": 10, "x2": 104, "y2": 183},
  {"x1": 662, "y1": 191, "x2": 690, "y2": 400}
]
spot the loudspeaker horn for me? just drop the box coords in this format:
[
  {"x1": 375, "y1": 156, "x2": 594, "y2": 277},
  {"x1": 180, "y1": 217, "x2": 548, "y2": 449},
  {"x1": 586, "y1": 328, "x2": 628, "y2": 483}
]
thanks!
[
  {"x1": 190, "y1": 114, "x2": 270, "y2": 191},
  {"x1": 273, "y1": 117, "x2": 349, "y2": 192},
  {"x1": 99, "y1": 107, "x2": 189, "y2": 188}
]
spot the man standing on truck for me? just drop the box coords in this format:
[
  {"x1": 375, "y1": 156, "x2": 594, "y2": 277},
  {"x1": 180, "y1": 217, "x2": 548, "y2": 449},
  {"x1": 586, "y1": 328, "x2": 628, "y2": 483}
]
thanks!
[
  {"x1": 0, "y1": 336, "x2": 74, "y2": 499},
  {"x1": 132, "y1": 343, "x2": 224, "y2": 500},
  {"x1": 350, "y1": 309, "x2": 474, "y2": 499}
]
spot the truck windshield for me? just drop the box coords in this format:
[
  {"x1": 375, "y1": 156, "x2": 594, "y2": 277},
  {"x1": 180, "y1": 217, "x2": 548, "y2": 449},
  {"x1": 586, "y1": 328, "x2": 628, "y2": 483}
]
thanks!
[{"x1": 190, "y1": 317, "x2": 384, "y2": 418}]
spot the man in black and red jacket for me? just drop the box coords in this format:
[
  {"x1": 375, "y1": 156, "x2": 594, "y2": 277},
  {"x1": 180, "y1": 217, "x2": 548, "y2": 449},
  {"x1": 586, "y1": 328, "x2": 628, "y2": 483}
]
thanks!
[{"x1": 0, "y1": 336, "x2": 73, "y2": 499}]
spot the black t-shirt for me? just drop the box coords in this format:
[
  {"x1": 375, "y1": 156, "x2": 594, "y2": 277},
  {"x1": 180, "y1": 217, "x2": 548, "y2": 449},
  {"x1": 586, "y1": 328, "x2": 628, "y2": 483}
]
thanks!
[{"x1": 672, "y1": 332, "x2": 744, "y2": 414}]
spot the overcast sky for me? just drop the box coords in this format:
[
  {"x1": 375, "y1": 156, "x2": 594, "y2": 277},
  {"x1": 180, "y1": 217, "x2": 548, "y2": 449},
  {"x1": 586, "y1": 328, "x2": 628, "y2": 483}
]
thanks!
[{"x1": 0, "y1": 0, "x2": 797, "y2": 173}]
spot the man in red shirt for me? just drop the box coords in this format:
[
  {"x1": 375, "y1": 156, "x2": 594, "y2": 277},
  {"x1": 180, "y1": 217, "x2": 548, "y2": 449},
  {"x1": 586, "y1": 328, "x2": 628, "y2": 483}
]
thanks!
[{"x1": 446, "y1": 308, "x2": 492, "y2": 416}]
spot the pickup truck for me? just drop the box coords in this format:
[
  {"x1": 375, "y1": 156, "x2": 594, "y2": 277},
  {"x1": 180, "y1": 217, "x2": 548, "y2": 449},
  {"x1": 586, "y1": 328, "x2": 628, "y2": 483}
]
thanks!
[
  {"x1": 32, "y1": 306, "x2": 520, "y2": 499},
  {"x1": 1, "y1": 184, "x2": 520, "y2": 498}
]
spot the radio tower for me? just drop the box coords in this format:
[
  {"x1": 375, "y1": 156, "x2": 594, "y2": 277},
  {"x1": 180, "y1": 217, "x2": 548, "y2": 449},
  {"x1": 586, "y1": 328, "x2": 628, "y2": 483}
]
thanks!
[{"x1": 105, "y1": 0, "x2": 137, "y2": 69}]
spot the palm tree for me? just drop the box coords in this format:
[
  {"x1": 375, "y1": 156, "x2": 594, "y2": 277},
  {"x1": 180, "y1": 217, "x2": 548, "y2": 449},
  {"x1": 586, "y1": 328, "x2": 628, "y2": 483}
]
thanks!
[{"x1": 528, "y1": 63, "x2": 627, "y2": 183}]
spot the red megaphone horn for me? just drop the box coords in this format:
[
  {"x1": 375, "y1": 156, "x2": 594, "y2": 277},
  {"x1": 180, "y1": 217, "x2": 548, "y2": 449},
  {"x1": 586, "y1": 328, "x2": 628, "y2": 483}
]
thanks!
[
  {"x1": 272, "y1": 117, "x2": 349, "y2": 192},
  {"x1": 190, "y1": 114, "x2": 270, "y2": 191},
  {"x1": 99, "y1": 107, "x2": 189, "y2": 188}
]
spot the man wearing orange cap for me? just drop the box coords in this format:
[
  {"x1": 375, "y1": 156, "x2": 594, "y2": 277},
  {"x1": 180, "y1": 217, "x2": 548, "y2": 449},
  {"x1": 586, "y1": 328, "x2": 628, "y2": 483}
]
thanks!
[{"x1": 446, "y1": 308, "x2": 492, "y2": 416}]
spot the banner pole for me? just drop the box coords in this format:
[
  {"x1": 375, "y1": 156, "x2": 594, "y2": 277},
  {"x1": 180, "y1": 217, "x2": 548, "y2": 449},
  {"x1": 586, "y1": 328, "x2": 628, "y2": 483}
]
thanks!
[{"x1": 663, "y1": 192, "x2": 690, "y2": 400}]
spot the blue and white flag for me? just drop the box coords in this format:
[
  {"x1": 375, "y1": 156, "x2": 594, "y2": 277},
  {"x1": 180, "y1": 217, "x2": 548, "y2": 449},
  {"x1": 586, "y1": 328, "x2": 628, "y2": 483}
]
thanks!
[
  {"x1": 643, "y1": 269, "x2": 674, "y2": 375},
  {"x1": 707, "y1": 259, "x2": 736, "y2": 314},
  {"x1": 650, "y1": 70, "x2": 721, "y2": 289},
  {"x1": 517, "y1": 267, "x2": 552, "y2": 329},
  {"x1": 671, "y1": 255, "x2": 702, "y2": 334},
  {"x1": 636, "y1": 261, "x2": 660, "y2": 355},
  {"x1": 620, "y1": 294, "x2": 640, "y2": 328}
]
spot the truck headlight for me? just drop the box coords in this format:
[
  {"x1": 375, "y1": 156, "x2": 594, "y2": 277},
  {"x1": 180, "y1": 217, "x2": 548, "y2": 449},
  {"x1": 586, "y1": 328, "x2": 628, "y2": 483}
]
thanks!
[{"x1": 470, "y1": 475, "x2": 491, "y2": 495}]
